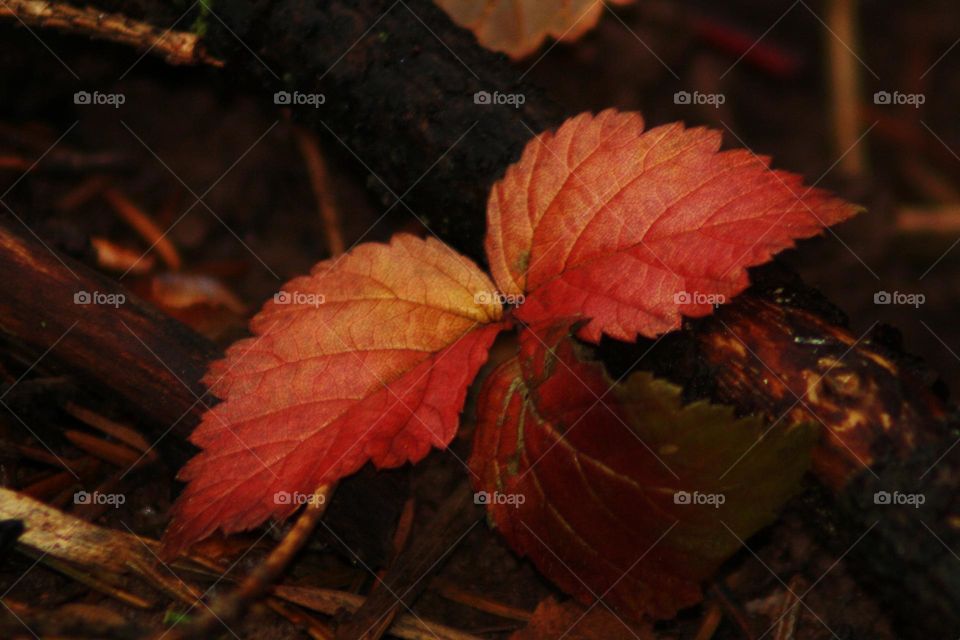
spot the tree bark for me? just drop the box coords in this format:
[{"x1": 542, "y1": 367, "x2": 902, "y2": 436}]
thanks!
[
  {"x1": 693, "y1": 271, "x2": 958, "y2": 639},
  {"x1": 0, "y1": 221, "x2": 216, "y2": 463},
  {"x1": 97, "y1": 0, "x2": 565, "y2": 262}
]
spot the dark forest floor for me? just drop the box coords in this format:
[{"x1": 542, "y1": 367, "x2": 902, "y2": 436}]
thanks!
[{"x1": 1, "y1": 1, "x2": 958, "y2": 638}]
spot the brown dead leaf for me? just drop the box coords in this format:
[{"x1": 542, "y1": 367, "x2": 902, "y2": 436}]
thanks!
[
  {"x1": 435, "y1": 0, "x2": 634, "y2": 59},
  {"x1": 510, "y1": 597, "x2": 654, "y2": 640}
]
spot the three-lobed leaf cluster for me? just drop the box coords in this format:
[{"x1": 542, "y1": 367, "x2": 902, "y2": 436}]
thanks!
[{"x1": 164, "y1": 110, "x2": 858, "y2": 617}]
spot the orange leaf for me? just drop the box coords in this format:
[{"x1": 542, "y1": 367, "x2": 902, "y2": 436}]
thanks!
[
  {"x1": 435, "y1": 0, "x2": 633, "y2": 59},
  {"x1": 486, "y1": 110, "x2": 861, "y2": 342},
  {"x1": 163, "y1": 235, "x2": 504, "y2": 555}
]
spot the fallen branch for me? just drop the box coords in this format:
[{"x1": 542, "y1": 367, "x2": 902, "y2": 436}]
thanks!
[
  {"x1": 0, "y1": 485, "x2": 478, "y2": 640},
  {"x1": 0, "y1": 486, "x2": 200, "y2": 605},
  {"x1": 690, "y1": 271, "x2": 958, "y2": 639},
  {"x1": 166, "y1": 0, "x2": 563, "y2": 260},
  {"x1": 0, "y1": 220, "x2": 218, "y2": 465},
  {"x1": 0, "y1": 0, "x2": 222, "y2": 67}
]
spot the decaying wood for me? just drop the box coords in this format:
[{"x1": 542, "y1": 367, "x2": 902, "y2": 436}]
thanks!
[
  {"x1": 0, "y1": 486, "x2": 200, "y2": 604},
  {"x1": 205, "y1": 0, "x2": 564, "y2": 260},
  {"x1": 0, "y1": 484, "x2": 479, "y2": 640},
  {"x1": 0, "y1": 0, "x2": 222, "y2": 67},
  {"x1": 80, "y1": 0, "x2": 563, "y2": 261},
  {"x1": 695, "y1": 294, "x2": 946, "y2": 490},
  {"x1": 9, "y1": 492, "x2": 144, "y2": 580},
  {"x1": 0, "y1": 488, "x2": 476, "y2": 640},
  {"x1": 692, "y1": 280, "x2": 959, "y2": 639},
  {"x1": 0, "y1": 220, "x2": 218, "y2": 465},
  {"x1": 0, "y1": 599, "x2": 147, "y2": 639}
]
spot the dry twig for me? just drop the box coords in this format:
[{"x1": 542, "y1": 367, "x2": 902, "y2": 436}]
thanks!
[
  {"x1": 167, "y1": 483, "x2": 336, "y2": 639},
  {"x1": 295, "y1": 128, "x2": 346, "y2": 257},
  {"x1": 274, "y1": 586, "x2": 483, "y2": 640},
  {"x1": 103, "y1": 187, "x2": 181, "y2": 270},
  {"x1": 0, "y1": 0, "x2": 222, "y2": 67},
  {"x1": 826, "y1": 0, "x2": 868, "y2": 175}
]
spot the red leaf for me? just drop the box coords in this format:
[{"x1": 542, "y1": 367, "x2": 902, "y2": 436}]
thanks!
[
  {"x1": 470, "y1": 322, "x2": 815, "y2": 620},
  {"x1": 163, "y1": 235, "x2": 504, "y2": 555},
  {"x1": 485, "y1": 109, "x2": 860, "y2": 342}
]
